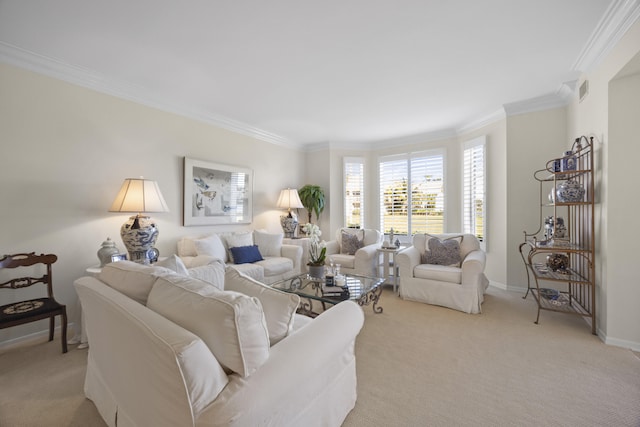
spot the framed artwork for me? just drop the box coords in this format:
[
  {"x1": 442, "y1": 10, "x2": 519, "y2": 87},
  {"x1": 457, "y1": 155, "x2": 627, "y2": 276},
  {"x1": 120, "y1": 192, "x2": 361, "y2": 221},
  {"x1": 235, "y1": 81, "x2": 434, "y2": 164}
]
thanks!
[{"x1": 183, "y1": 157, "x2": 253, "y2": 226}]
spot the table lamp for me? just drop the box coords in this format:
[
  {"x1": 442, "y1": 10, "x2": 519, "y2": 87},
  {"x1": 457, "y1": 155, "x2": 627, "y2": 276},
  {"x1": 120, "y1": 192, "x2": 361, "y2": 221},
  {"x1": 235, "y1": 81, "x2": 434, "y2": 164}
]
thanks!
[
  {"x1": 277, "y1": 188, "x2": 304, "y2": 238},
  {"x1": 109, "y1": 178, "x2": 169, "y2": 264}
]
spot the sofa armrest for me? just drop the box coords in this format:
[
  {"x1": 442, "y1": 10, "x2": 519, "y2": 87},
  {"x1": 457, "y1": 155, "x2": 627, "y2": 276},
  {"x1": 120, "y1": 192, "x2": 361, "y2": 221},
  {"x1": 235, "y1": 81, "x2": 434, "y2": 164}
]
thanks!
[
  {"x1": 396, "y1": 246, "x2": 421, "y2": 278},
  {"x1": 461, "y1": 249, "x2": 486, "y2": 288},
  {"x1": 324, "y1": 240, "x2": 340, "y2": 256},
  {"x1": 354, "y1": 243, "x2": 382, "y2": 276},
  {"x1": 280, "y1": 244, "x2": 303, "y2": 274},
  {"x1": 199, "y1": 301, "x2": 364, "y2": 425}
]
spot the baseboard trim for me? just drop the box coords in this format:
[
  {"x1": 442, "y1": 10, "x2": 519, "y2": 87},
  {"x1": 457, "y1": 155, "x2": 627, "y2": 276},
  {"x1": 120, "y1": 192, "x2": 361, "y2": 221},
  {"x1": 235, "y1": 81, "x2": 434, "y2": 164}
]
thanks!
[{"x1": 0, "y1": 322, "x2": 76, "y2": 352}]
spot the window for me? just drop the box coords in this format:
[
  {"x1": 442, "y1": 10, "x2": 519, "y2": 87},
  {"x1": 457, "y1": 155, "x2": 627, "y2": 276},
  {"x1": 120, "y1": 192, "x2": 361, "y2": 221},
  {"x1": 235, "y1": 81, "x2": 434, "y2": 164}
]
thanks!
[
  {"x1": 344, "y1": 157, "x2": 364, "y2": 228},
  {"x1": 463, "y1": 136, "x2": 486, "y2": 245},
  {"x1": 379, "y1": 151, "x2": 445, "y2": 236}
]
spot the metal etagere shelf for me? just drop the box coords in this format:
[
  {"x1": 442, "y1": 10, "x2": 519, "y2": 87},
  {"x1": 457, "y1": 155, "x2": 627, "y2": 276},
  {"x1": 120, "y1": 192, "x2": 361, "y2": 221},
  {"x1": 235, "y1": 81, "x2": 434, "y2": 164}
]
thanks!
[{"x1": 519, "y1": 136, "x2": 596, "y2": 334}]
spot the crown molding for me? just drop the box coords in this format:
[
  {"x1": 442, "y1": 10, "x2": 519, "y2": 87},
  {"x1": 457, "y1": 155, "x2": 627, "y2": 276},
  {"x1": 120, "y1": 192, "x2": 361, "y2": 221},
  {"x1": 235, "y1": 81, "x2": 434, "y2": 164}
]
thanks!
[
  {"x1": 572, "y1": 0, "x2": 640, "y2": 72},
  {"x1": 502, "y1": 80, "x2": 576, "y2": 117},
  {"x1": 0, "y1": 42, "x2": 299, "y2": 149},
  {"x1": 456, "y1": 108, "x2": 507, "y2": 135}
]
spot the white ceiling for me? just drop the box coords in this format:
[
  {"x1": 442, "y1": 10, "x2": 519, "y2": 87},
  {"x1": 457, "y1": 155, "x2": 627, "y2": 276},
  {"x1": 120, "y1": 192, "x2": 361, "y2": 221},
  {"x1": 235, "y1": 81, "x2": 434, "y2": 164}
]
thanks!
[{"x1": 0, "y1": 0, "x2": 634, "y2": 149}]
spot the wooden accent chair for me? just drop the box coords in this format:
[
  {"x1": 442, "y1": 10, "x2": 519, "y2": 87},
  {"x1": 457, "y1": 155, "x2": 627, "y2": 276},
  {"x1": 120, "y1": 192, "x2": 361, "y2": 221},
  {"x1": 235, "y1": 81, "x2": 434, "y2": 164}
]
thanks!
[{"x1": 0, "y1": 253, "x2": 68, "y2": 353}]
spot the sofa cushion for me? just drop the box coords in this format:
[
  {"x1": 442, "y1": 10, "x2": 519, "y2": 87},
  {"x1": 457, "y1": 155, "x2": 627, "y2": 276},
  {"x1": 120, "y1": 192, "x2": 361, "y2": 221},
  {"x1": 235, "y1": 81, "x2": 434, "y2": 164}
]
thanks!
[
  {"x1": 147, "y1": 273, "x2": 270, "y2": 377},
  {"x1": 341, "y1": 230, "x2": 364, "y2": 255},
  {"x1": 422, "y1": 235, "x2": 463, "y2": 267},
  {"x1": 155, "y1": 254, "x2": 190, "y2": 276},
  {"x1": 255, "y1": 257, "x2": 294, "y2": 277},
  {"x1": 224, "y1": 268, "x2": 300, "y2": 345},
  {"x1": 98, "y1": 261, "x2": 174, "y2": 305},
  {"x1": 229, "y1": 263, "x2": 265, "y2": 282},
  {"x1": 230, "y1": 245, "x2": 264, "y2": 264},
  {"x1": 253, "y1": 230, "x2": 284, "y2": 257},
  {"x1": 327, "y1": 253, "x2": 356, "y2": 269},
  {"x1": 414, "y1": 264, "x2": 462, "y2": 284},
  {"x1": 194, "y1": 233, "x2": 228, "y2": 262}
]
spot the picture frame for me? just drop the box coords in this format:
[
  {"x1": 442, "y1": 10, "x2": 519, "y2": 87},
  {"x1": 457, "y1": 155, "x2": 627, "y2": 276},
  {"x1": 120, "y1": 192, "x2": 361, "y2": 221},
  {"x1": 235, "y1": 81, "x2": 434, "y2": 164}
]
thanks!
[
  {"x1": 183, "y1": 157, "x2": 253, "y2": 226},
  {"x1": 110, "y1": 253, "x2": 128, "y2": 262}
]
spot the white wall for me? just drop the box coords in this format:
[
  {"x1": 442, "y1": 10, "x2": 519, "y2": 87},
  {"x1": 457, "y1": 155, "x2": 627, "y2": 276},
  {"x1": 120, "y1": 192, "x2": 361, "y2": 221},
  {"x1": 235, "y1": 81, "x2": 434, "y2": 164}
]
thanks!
[
  {"x1": 0, "y1": 63, "x2": 305, "y2": 345},
  {"x1": 505, "y1": 108, "x2": 568, "y2": 289},
  {"x1": 567, "y1": 18, "x2": 640, "y2": 348}
]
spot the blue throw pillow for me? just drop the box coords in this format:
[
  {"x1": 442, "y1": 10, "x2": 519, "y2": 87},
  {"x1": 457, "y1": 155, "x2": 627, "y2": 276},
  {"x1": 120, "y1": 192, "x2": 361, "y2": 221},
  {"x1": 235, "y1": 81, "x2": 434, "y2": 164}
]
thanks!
[{"x1": 230, "y1": 245, "x2": 264, "y2": 264}]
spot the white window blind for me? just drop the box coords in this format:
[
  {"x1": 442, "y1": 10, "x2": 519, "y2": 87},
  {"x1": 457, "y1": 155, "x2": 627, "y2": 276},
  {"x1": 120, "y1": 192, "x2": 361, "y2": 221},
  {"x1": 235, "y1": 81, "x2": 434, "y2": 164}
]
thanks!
[
  {"x1": 379, "y1": 151, "x2": 444, "y2": 236},
  {"x1": 344, "y1": 158, "x2": 365, "y2": 228},
  {"x1": 463, "y1": 137, "x2": 486, "y2": 244}
]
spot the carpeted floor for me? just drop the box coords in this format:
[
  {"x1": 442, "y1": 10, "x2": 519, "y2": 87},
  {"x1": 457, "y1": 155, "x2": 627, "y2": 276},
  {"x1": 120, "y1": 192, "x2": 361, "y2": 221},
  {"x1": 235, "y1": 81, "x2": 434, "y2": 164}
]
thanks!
[{"x1": 1, "y1": 286, "x2": 639, "y2": 426}]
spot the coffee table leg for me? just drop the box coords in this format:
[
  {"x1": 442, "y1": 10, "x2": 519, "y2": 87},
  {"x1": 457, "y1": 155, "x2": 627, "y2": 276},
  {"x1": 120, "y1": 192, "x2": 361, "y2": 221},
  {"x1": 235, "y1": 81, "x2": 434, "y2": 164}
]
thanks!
[{"x1": 358, "y1": 285, "x2": 383, "y2": 314}]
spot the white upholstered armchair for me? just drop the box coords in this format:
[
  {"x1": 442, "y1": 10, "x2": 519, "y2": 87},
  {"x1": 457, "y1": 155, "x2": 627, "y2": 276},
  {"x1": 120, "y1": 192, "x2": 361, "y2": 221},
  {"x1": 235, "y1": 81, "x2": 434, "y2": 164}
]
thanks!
[
  {"x1": 324, "y1": 228, "x2": 383, "y2": 277},
  {"x1": 396, "y1": 233, "x2": 489, "y2": 314}
]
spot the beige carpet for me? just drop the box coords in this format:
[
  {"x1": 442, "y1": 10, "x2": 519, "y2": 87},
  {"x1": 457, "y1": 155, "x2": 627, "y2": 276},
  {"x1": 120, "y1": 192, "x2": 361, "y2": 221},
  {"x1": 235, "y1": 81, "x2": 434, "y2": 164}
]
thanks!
[{"x1": 1, "y1": 286, "x2": 639, "y2": 427}]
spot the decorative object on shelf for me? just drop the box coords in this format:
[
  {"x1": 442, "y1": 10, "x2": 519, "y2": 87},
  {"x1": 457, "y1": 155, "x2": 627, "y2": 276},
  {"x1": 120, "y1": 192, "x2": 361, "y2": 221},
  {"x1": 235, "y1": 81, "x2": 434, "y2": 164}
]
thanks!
[
  {"x1": 183, "y1": 157, "x2": 253, "y2": 226},
  {"x1": 546, "y1": 253, "x2": 569, "y2": 272},
  {"x1": 97, "y1": 237, "x2": 120, "y2": 267},
  {"x1": 298, "y1": 185, "x2": 325, "y2": 224},
  {"x1": 109, "y1": 178, "x2": 169, "y2": 264},
  {"x1": 276, "y1": 188, "x2": 304, "y2": 238},
  {"x1": 147, "y1": 247, "x2": 160, "y2": 263},
  {"x1": 395, "y1": 238, "x2": 401, "y2": 248},
  {"x1": 539, "y1": 288, "x2": 560, "y2": 300},
  {"x1": 561, "y1": 150, "x2": 576, "y2": 173},
  {"x1": 383, "y1": 228, "x2": 396, "y2": 249},
  {"x1": 554, "y1": 217, "x2": 566, "y2": 239},
  {"x1": 302, "y1": 222, "x2": 326, "y2": 277},
  {"x1": 543, "y1": 216, "x2": 566, "y2": 241},
  {"x1": 556, "y1": 178, "x2": 585, "y2": 203}
]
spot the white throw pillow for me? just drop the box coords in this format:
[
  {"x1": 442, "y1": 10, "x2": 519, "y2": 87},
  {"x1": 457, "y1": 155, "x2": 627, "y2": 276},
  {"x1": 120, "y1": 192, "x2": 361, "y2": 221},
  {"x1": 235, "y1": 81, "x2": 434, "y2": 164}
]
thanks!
[
  {"x1": 225, "y1": 232, "x2": 254, "y2": 262},
  {"x1": 253, "y1": 230, "x2": 283, "y2": 257},
  {"x1": 98, "y1": 261, "x2": 174, "y2": 305},
  {"x1": 154, "y1": 254, "x2": 189, "y2": 276},
  {"x1": 147, "y1": 273, "x2": 270, "y2": 377},
  {"x1": 224, "y1": 268, "x2": 300, "y2": 345},
  {"x1": 194, "y1": 234, "x2": 227, "y2": 261},
  {"x1": 187, "y1": 259, "x2": 226, "y2": 290}
]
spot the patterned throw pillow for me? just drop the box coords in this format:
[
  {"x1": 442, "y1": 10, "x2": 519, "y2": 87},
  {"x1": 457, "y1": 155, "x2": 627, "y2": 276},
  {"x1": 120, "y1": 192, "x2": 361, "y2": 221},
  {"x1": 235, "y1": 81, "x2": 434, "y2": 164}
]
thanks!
[
  {"x1": 341, "y1": 231, "x2": 364, "y2": 255},
  {"x1": 421, "y1": 236, "x2": 463, "y2": 267}
]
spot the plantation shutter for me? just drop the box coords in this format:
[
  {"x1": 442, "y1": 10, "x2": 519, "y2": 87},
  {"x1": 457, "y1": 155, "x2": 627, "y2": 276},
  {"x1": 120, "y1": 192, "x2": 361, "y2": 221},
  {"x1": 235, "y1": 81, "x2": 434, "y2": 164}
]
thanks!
[
  {"x1": 379, "y1": 151, "x2": 444, "y2": 236},
  {"x1": 463, "y1": 137, "x2": 486, "y2": 243},
  {"x1": 344, "y1": 158, "x2": 365, "y2": 228}
]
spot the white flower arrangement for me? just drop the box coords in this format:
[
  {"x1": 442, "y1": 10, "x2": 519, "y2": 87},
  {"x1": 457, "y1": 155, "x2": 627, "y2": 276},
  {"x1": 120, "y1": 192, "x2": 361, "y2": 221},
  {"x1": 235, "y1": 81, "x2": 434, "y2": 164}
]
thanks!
[{"x1": 301, "y1": 223, "x2": 326, "y2": 266}]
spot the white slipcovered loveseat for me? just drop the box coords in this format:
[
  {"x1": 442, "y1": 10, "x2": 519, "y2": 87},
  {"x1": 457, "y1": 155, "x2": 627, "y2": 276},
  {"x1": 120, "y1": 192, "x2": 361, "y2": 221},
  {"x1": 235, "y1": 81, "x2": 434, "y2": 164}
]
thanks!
[
  {"x1": 74, "y1": 260, "x2": 364, "y2": 427},
  {"x1": 396, "y1": 233, "x2": 489, "y2": 314},
  {"x1": 177, "y1": 229, "x2": 302, "y2": 285}
]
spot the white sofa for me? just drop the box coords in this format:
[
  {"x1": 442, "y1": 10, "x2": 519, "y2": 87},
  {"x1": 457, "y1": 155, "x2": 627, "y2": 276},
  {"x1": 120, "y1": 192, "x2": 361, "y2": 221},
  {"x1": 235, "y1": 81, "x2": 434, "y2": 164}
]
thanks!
[
  {"x1": 396, "y1": 233, "x2": 489, "y2": 314},
  {"x1": 324, "y1": 228, "x2": 383, "y2": 277},
  {"x1": 177, "y1": 230, "x2": 302, "y2": 284},
  {"x1": 74, "y1": 260, "x2": 364, "y2": 427}
]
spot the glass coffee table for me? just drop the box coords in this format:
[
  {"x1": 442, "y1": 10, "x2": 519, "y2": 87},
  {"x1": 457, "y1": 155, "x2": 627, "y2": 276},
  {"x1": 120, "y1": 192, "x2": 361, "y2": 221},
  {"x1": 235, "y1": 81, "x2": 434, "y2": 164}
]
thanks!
[{"x1": 271, "y1": 273, "x2": 385, "y2": 316}]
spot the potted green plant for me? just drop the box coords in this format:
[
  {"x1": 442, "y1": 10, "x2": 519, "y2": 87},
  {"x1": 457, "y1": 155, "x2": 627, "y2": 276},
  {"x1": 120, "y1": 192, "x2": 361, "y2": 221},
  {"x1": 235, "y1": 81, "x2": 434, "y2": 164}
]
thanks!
[{"x1": 298, "y1": 185, "x2": 325, "y2": 224}]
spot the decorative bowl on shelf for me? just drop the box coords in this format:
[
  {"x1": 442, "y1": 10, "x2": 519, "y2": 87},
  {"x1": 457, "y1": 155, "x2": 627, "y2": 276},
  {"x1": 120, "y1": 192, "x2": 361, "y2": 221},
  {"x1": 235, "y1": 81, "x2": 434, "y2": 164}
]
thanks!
[
  {"x1": 539, "y1": 288, "x2": 560, "y2": 300},
  {"x1": 546, "y1": 253, "x2": 569, "y2": 272},
  {"x1": 556, "y1": 179, "x2": 585, "y2": 203}
]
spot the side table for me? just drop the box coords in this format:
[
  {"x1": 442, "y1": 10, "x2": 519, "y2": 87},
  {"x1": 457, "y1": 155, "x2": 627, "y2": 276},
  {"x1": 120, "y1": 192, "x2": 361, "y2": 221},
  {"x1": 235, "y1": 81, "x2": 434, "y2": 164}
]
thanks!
[{"x1": 377, "y1": 247, "x2": 401, "y2": 294}]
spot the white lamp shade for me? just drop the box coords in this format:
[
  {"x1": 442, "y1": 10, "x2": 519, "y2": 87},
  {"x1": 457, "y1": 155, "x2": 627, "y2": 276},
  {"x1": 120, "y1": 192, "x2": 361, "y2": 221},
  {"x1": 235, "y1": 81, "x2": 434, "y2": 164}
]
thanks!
[
  {"x1": 276, "y1": 188, "x2": 304, "y2": 210},
  {"x1": 109, "y1": 178, "x2": 169, "y2": 213}
]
